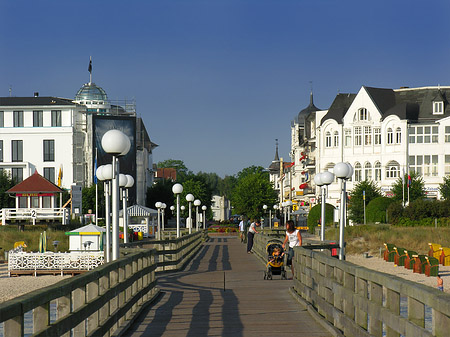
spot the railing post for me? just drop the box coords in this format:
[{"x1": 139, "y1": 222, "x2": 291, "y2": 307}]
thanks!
[
  {"x1": 57, "y1": 294, "x2": 71, "y2": 337},
  {"x1": 33, "y1": 302, "x2": 50, "y2": 334},
  {"x1": 98, "y1": 274, "x2": 110, "y2": 337},
  {"x1": 369, "y1": 282, "x2": 383, "y2": 337},
  {"x1": 433, "y1": 309, "x2": 450, "y2": 337},
  {"x1": 355, "y1": 277, "x2": 368, "y2": 330},
  {"x1": 386, "y1": 288, "x2": 400, "y2": 337},
  {"x1": 86, "y1": 280, "x2": 99, "y2": 334},
  {"x1": 125, "y1": 262, "x2": 132, "y2": 320},
  {"x1": 109, "y1": 269, "x2": 119, "y2": 335},
  {"x1": 343, "y1": 272, "x2": 355, "y2": 336},
  {"x1": 4, "y1": 315, "x2": 24, "y2": 337},
  {"x1": 407, "y1": 297, "x2": 424, "y2": 328},
  {"x1": 72, "y1": 287, "x2": 86, "y2": 336},
  {"x1": 118, "y1": 266, "x2": 126, "y2": 326}
]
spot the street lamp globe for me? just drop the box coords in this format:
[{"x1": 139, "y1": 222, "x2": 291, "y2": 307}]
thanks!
[
  {"x1": 172, "y1": 183, "x2": 183, "y2": 194},
  {"x1": 202, "y1": 205, "x2": 207, "y2": 211},
  {"x1": 119, "y1": 174, "x2": 128, "y2": 187},
  {"x1": 155, "y1": 202, "x2": 162, "y2": 209},
  {"x1": 321, "y1": 171, "x2": 335, "y2": 185},
  {"x1": 194, "y1": 199, "x2": 201, "y2": 207},
  {"x1": 102, "y1": 164, "x2": 113, "y2": 180},
  {"x1": 314, "y1": 173, "x2": 324, "y2": 186},
  {"x1": 333, "y1": 162, "x2": 350, "y2": 179},
  {"x1": 186, "y1": 194, "x2": 194, "y2": 202},
  {"x1": 101, "y1": 130, "x2": 129, "y2": 156},
  {"x1": 263, "y1": 205, "x2": 268, "y2": 210},
  {"x1": 170, "y1": 205, "x2": 175, "y2": 211},
  {"x1": 125, "y1": 175, "x2": 134, "y2": 188},
  {"x1": 181, "y1": 206, "x2": 186, "y2": 211}
]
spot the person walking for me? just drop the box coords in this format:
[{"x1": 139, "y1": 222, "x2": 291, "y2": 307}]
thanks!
[
  {"x1": 247, "y1": 219, "x2": 260, "y2": 254},
  {"x1": 282, "y1": 220, "x2": 302, "y2": 279},
  {"x1": 239, "y1": 219, "x2": 245, "y2": 243}
]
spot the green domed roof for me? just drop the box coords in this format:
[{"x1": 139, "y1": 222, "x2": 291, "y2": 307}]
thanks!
[{"x1": 75, "y1": 82, "x2": 108, "y2": 102}]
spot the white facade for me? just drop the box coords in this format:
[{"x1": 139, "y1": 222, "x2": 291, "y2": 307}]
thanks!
[{"x1": 289, "y1": 85, "x2": 450, "y2": 209}]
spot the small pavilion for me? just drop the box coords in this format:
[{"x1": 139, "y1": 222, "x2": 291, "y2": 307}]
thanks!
[{"x1": 7, "y1": 170, "x2": 63, "y2": 210}]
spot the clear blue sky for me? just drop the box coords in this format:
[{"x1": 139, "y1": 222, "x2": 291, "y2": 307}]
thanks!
[{"x1": 2, "y1": 1, "x2": 450, "y2": 177}]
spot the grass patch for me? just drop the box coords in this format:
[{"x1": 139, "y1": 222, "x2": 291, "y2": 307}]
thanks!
[
  {"x1": 326, "y1": 225, "x2": 450, "y2": 256},
  {"x1": 0, "y1": 225, "x2": 70, "y2": 255}
]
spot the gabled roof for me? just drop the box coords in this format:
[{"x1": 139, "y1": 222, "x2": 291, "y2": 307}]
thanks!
[
  {"x1": 321, "y1": 93, "x2": 356, "y2": 125},
  {"x1": 7, "y1": 171, "x2": 63, "y2": 194},
  {"x1": 0, "y1": 97, "x2": 76, "y2": 107},
  {"x1": 364, "y1": 86, "x2": 396, "y2": 114}
]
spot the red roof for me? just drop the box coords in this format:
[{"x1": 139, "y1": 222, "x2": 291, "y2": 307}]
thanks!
[{"x1": 7, "y1": 171, "x2": 63, "y2": 194}]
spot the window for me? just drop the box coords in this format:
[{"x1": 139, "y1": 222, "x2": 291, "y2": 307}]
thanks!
[
  {"x1": 325, "y1": 132, "x2": 332, "y2": 147},
  {"x1": 359, "y1": 108, "x2": 368, "y2": 121},
  {"x1": 0, "y1": 111, "x2": 3, "y2": 127},
  {"x1": 43, "y1": 196, "x2": 52, "y2": 208},
  {"x1": 354, "y1": 163, "x2": 362, "y2": 182},
  {"x1": 409, "y1": 127, "x2": 415, "y2": 144},
  {"x1": 51, "y1": 110, "x2": 61, "y2": 127},
  {"x1": 12, "y1": 140, "x2": 23, "y2": 162},
  {"x1": 374, "y1": 128, "x2": 381, "y2": 145},
  {"x1": 344, "y1": 129, "x2": 351, "y2": 147},
  {"x1": 364, "y1": 162, "x2": 372, "y2": 180},
  {"x1": 33, "y1": 110, "x2": 43, "y2": 127},
  {"x1": 31, "y1": 197, "x2": 39, "y2": 208},
  {"x1": 333, "y1": 131, "x2": 339, "y2": 147},
  {"x1": 12, "y1": 168, "x2": 23, "y2": 183},
  {"x1": 386, "y1": 161, "x2": 400, "y2": 178},
  {"x1": 446, "y1": 126, "x2": 450, "y2": 143},
  {"x1": 409, "y1": 126, "x2": 438, "y2": 144},
  {"x1": 396, "y1": 127, "x2": 401, "y2": 144},
  {"x1": 13, "y1": 111, "x2": 24, "y2": 127},
  {"x1": 387, "y1": 128, "x2": 393, "y2": 144},
  {"x1": 0, "y1": 140, "x2": 2, "y2": 162},
  {"x1": 44, "y1": 167, "x2": 55, "y2": 183},
  {"x1": 354, "y1": 127, "x2": 362, "y2": 146},
  {"x1": 410, "y1": 155, "x2": 438, "y2": 177},
  {"x1": 364, "y1": 126, "x2": 372, "y2": 146},
  {"x1": 18, "y1": 196, "x2": 27, "y2": 208},
  {"x1": 374, "y1": 161, "x2": 381, "y2": 181},
  {"x1": 434, "y1": 101, "x2": 444, "y2": 114},
  {"x1": 43, "y1": 140, "x2": 55, "y2": 162},
  {"x1": 445, "y1": 155, "x2": 450, "y2": 175}
]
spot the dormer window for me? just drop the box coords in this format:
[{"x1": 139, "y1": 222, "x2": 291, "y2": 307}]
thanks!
[
  {"x1": 359, "y1": 108, "x2": 368, "y2": 121},
  {"x1": 433, "y1": 101, "x2": 444, "y2": 114}
]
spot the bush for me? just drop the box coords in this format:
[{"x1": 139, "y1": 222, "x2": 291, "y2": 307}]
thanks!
[
  {"x1": 366, "y1": 197, "x2": 395, "y2": 223},
  {"x1": 387, "y1": 201, "x2": 404, "y2": 224},
  {"x1": 307, "y1": 203, "x2": 335, "y2": 234}
]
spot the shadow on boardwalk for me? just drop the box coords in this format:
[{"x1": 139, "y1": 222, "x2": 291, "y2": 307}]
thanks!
[{"x1": 123, "y1": 237, "x2": 331, "y2": 337}]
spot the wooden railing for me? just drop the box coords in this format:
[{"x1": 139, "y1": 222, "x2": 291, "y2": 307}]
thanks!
[
  {"x1": 292, "y1": 246, "x2": 450, "y2": 337},
  {"x1": 0, "y1": 208, "x2": 69, "y2": 225},
  {"x1": 0, "y1": 230, "x2": 206, "y2": 337}
]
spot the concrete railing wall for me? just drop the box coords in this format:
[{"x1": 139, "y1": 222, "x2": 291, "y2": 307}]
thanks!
[
  {"x1": 292, "y1": 246, "x2": 450, "y2": 337},
  {"x1": 0, "y1": 230, "x2": 206, "y2": 337}
]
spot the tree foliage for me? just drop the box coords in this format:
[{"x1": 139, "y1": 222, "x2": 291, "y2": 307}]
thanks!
[
  {"x1": 439, "y1": 175, "x2": 450, "y2": 200},
  {"x1": 82, "y1": 184, "x2": 104, "y2": 215},
  {"x1": 146, "y1": 179, "x2": 175, "y2": 215},
  {"x1": 348, "y1": 180, "x2": 382, "y2": 224},
  {"x1": 366, "y1": 196, "x2": 395, "y2": 223},
  {"x1": 157, "y1": 159, "x2": 192, "y2": 182},
  {"x1": 0, "y1": 171, "x2": 15, "y2": 208},
  {"x1": 391, "y1": 172, "x2": 425, "y2": 204},
  {"x1": 231, "y1": 166, "x2": 277, "y2": 219}
]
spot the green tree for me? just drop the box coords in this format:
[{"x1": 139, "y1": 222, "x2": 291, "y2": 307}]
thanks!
[
  {"x1": 82, "y1": 184, "x2": 105, "y2": 216},
  {"x1": 0, "y1": 171, "x2": 15, "y2": 208},
  {"x1": 391, "y1": 172, "x2": 425, "y2": 204},
  {"x1": 231, "y1": 167, "x2": 277, "y2": 219},
  {"x1": 218, "y1": 175, "x2": 237, "y2": 199},
  {"x1": 146, "y1": 179, "x2": 175, "y2": 216},
  {"x1": 366, "y1": 196, "x2": 395, "y2": 223},
  {"x1": 176, "y1": 178, "x2": 211, "y2": 219},
  {"x1": 157, "y1": 159, "x2": 192, "y2": 182},
  {"x1": 439, "y1": 175, "x2": 450, "y2": 200},
  {"x1": 348, "y1": 180, "x2": 382, "y2": 224}
]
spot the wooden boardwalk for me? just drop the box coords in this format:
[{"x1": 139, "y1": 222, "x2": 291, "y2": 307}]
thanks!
[{"x1": 123, "y1": 236, "x2": 332, "y2": 337}]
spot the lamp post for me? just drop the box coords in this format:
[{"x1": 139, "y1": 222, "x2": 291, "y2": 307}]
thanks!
[
  {"x1": 282, "y1": 201, "x2": 287, "y2": 225},
  {"x1": 333, "y1": 162, "x2": 353, "y2": 260},
  {"x1": 194, "y1": 199, "x2": 201, "y2": 231},
  {"x1": 272, "y1": 205, "x2": 279, "y2": 229},
  {"x1": 172, "y1": 184, "x2": 183, "y2": 238},
  {"x1": 186, "y1": 193, "x2": 194, "y2": 234},
  {"x1": 202, "y1": 205, "x2": 207, "y2": 229},
  {"x1": 155, "y1": 202, "x2": 162, "y2": 240},
  {"x1": 263, "y1": 205, "x2": 267, "y2": 229},
  {"x1": 119, "y1": 174, "x2": 128, "y2": 243},
  {"x1": 101, "y1": 129, "x2": 131, "y2": 261},
  {"x1": 161, "y1": 203, "x2": 166, "y2": 232},
  {"x1": 286, "y1": 200, "x2": 293, "y2": 221},
  {"x1": 97, "y1": 164, "x2": 112, "y2": 262},
  {"x1": 315, "y1": 171, "x2": 335, "y2": 241}
]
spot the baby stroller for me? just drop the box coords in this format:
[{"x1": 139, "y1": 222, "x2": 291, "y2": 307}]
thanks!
[{"x1": 263, "y1": 239, "x2": 287, "y2": 280}]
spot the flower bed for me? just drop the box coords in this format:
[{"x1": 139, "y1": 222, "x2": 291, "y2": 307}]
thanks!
[{"x1": 208, "y1": 224, "x2": 239, "y2": 233}]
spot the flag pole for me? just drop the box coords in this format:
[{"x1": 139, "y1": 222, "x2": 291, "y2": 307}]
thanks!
[{"x1": 95, "y1": 148, "x2": 98, "y2": 226}]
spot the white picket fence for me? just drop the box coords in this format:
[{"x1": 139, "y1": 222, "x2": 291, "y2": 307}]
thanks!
[
  {"x1": 8, "y1": 251, "x2": 104, "y2": 276},
  {"x1": 0, "y1": 208, "x2": 69, "y2": 225}
]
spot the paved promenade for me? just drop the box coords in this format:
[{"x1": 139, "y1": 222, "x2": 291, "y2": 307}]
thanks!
[{"x1": 123, "y1": 236, "x2": 331, "y2": 337}]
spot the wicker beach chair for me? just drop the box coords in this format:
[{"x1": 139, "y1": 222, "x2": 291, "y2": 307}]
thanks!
[
  {"x1": 404, "y1": 250, "x2": 418, "y2": 270},
  {"x1": 428, "y1": 243, "x2": 442, "y2": 259},
  {"x1": 412, "y1": 255, "x2": 427, "y2": 274},
  {"x1": 394, "y1": 247, "x2": 407, "y2": 266},
  {"x1": 383, "y1": 243, "x2": 396, "y2": 262},
  {"x1": 425, "y1": 256, "x2": 439, "y2": 277},
  {"x1": 439, "y1": 247, "x2": 450, "y2": 266}
]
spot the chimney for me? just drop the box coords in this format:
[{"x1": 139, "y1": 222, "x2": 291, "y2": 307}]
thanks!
[{"x1": 34, "y1": 92, "x2": 39, "y2": 97}]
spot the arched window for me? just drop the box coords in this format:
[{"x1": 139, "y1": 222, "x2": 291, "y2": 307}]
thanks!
[
  {"x1": 374, "y1": 161, "x2": 381, "y2": 181},
  {"x1": 386, "y1": 161, "x2": 400, "y2": 178},
  {"x1": 326, "y1": 131, "x2": 332, "y2": 147},
  {"x1": 387, "y1": 128, "x2": 394, "y2": 144},
  {"x1": 359, "y1": 108, "x2": 368, "y2": 121},
  {"x1": 333, "y1": 131, "x2": 339, "y2": 147},
  {"x1": 355, "y1": 162, "x2": 362, "y2": 182},
  {"x1": 396, "y1": 127, "x2": 401, "y2": 144},
  {"x1": 364, "y1": 162, "x2": 372, "y2": 181}
]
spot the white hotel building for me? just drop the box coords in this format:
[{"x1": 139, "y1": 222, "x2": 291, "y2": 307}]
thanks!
[
  {"x1": 0, "y1": 81, "x2": 156, "y2": 206},
  {"x1": 284, "y1": 85, "x2": 450, "y2": 208}
]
